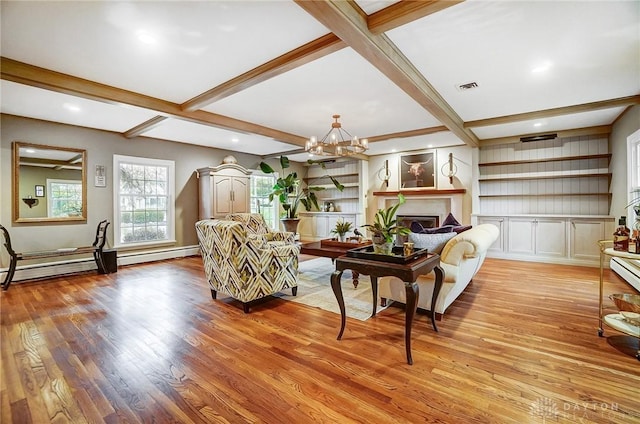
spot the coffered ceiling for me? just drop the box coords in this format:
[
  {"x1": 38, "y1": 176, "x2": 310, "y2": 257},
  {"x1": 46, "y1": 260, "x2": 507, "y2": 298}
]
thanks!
[{"x1": 1, "y1": 1, "x2": 638, "y2": 162}]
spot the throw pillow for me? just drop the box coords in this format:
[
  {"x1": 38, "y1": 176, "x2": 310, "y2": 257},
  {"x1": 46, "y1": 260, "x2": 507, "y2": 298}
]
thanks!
[
  {"x1": 410, "y1": 222, "x2": 454, "y2": 234},
  {"x1": 409, "y1": 232, "x2": 456, "y2": 254},
  {"x1": 442, "y1": 213, "x2": 461, "y2": 227}
]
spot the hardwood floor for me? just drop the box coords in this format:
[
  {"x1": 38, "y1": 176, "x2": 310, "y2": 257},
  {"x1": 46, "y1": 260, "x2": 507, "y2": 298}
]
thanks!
[{"x1": 1, "y1": 256, "x2": 639, "y2": 423}]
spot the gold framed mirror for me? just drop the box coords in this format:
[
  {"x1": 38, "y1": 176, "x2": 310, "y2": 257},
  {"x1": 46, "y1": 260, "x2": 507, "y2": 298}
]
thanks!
[{"x1": 13, "y1": 142, "x2": 87, "y2": 223}]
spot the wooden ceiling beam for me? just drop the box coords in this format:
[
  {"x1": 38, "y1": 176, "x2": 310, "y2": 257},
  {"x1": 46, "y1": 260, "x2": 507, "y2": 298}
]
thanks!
[
  {"x1": 368, "y1": 0, "x2": 464, "y2": 34},
  {"x1": 294, "y1": 0, "x2": 479, "y2": 148},
  {"x1": 479, "y1": 125, "x2": 612, "y2": 147},
  {"x1": 1, "y1": 57, "x2": 308, "y2": 147},
  {"x1": 123, "y1": 116, "x2": 168, "y2": 139},
  {"x1": 181, "y1": 33, "x2": 345, "y2": 111},
  {"x1": 365, "y1": 125, "x2": 448, "y2": 143},
  {"x1": 465, "y1": 95, "x2": 640, "y2": 128}
]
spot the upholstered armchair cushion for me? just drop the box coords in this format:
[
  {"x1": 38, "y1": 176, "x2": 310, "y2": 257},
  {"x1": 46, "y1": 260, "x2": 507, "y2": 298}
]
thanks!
[
  {"x1": 226, "y1": 213, "x2": 296, "y2": 244},
  {"x1": 196, "y1": 219, "x2": 299, "y2": 312}
]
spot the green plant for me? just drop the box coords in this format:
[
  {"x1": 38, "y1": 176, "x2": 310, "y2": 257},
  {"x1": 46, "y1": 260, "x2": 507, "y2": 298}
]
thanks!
[
  {"x1": 331, "y1": 219, "x2": 353, "y2": 237},
  {"x1": 259, "y1": 156, "x2": 344, "y2": 219},
  {"x1": 361, "y1": 194, "x2": 410, "y2": 244}
]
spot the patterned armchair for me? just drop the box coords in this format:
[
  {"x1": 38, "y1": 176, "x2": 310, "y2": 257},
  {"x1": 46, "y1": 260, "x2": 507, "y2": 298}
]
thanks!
[
  {"x1": 195, "y1": 219, "x2": 299, "y2": 313},
  {"x1": 225, "y1": 213, "x2": 295, "y2": 246}
]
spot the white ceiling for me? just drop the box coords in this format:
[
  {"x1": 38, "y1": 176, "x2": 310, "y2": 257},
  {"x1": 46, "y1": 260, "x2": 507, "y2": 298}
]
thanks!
[{"x1": 1, "y1": 1, "x2": 638, "y2": 163}]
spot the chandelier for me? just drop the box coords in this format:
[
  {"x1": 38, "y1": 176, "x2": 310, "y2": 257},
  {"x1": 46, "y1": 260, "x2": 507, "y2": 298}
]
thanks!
[{"x1": 305, "y1": 114, "x2": 368, "y2": 156}]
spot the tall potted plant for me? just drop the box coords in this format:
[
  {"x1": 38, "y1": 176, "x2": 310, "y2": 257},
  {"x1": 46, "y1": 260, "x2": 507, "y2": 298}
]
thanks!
[
  {"x1": 361, "y1": 194, "x2": 410, "y2": 254},
  {"x1": 259, "y1": 156, "x2": 344, "y2": 234}
]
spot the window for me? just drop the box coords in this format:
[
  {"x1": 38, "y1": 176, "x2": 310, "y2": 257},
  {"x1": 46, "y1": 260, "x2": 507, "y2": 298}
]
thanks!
[
  {"x1": 250, "y1": 171, "x2": 278, "y2": 230},
  {"x1": 113, "y1": 155, "x2": 175, "y2": 248},
  {"x1": 628, "y1": 129, "x2": 640, "y2": 226},
  {"x1": 47, "y1": 179, "x2": 82, "y2": 217}
]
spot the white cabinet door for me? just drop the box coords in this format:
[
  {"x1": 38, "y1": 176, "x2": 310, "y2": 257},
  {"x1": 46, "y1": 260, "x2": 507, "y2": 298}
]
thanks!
[
  {"x1": 231, "y1": 177, "x2": 249, "y2": 214},
  {"x1": 535, "y1": 218, "x2": 566, "y2": 258},
  {"x1": 570, "y1": 219, "x2": 605, "y2": 261},
  {"x1": 298, "y1": 216, "x2": 316, "y2": 240},
  {"x1": 477, "y1": 216, "x2": 506, "y2": 253},
  {"x1": 213, "y1": 175, "x2": 233, "y2": 217},
  {"x1": 508, "y1": 218, "x2": 536, "y2": 255}
]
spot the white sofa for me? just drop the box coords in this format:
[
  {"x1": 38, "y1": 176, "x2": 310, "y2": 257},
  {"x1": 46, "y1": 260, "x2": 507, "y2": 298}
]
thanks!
[{"x1": 379, "y1": 224, "x2": 500, "y2": 318}]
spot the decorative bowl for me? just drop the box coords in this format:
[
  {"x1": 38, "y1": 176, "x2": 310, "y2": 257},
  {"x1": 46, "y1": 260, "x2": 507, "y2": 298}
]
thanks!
[
  {"x1": 620, "y1": 311, "x2": 640, "y2": 326},
  {"x1": 609, "y1": 293, "x2": 640, "y2": 314}
]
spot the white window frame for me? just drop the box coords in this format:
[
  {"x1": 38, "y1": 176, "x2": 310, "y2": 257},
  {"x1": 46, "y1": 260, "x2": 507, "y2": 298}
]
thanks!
[
  {"x1": 250, "y1": 170, "x2": 279, "y2": 230},
  {"x1": 113, "y1": 155, "x2": 176, "y2": 249},
  {"x1": 627, "y1": 129, "x2": 640, "y2": 225}
]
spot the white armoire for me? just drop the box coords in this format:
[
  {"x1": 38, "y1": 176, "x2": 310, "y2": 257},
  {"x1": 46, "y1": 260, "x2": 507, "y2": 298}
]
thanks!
[{"x1": 197, "y1": 163, "x2": 252, "y2": 220}]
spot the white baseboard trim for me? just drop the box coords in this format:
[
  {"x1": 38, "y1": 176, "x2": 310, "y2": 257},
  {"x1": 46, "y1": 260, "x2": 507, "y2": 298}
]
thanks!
[
  {"x1": 0, "y1": 245, "x2": 200, "y2": 285},
  {"x1": 486, "y1": 251, "x2": 601, "y2": 268}
]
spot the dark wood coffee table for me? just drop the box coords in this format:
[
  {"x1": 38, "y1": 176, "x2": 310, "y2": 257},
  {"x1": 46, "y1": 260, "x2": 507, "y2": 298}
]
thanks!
[
  {"x1": 299, "y1": 240, "x2": 371, "y2": 288},
  {"x1": 330, "y1": 253, "x2": 443, "y2": 365}
]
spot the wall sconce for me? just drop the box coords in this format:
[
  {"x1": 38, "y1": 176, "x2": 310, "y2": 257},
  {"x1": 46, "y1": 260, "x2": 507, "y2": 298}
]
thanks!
[
  {"x1": 377, "y1": 159, "x2": 391, "y2": 187},
  {"x1": 22, "y1": 196, "x2": 38, "y2": 208},
  {"x1": 440, "y1": 153, "x2": 458, "y2": 184}
]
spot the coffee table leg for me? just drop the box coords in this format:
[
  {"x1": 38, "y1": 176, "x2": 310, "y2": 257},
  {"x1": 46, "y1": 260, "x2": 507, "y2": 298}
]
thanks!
[
  {"x1": 331, "y1": 269, "x2": 346, "y2": 340},
  {"x1": 404, "y1": 281, "x2": 419, "y2": 365},
  {"x1": 371, "y1": 276, "x2": 378, "y2": 317},
  {"x1": 352, "y1": 271, "x2": 360, "y2": 288},
  {"x1": 430, "y1": 265, "x2": 444, "y2": 333}
]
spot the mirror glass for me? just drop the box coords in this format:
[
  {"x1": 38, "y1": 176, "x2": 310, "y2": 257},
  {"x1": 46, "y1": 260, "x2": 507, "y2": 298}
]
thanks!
[{"x1": 13, "y1": 142, "x2": 87, "y2": 223}]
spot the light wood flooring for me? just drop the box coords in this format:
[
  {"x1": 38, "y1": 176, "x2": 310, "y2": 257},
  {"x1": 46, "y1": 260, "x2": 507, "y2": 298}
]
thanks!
[{"x1": 1, "y1": 256, "x2": 639, "y2": 423}]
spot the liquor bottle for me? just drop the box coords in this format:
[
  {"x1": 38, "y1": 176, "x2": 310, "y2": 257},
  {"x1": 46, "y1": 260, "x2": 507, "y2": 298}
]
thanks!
[{"x1": 613, "y1": 216, "x2": 630, "y2": 252}]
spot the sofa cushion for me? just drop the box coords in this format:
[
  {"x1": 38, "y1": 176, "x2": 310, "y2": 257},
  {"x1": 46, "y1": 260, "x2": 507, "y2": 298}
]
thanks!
[{"x1": 409, "y1": 232, "x2": 456, "y2": 254}]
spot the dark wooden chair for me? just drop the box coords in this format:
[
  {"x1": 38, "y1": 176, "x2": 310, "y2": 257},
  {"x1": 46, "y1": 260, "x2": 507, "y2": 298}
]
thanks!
[{"x1": 0, "y1": 220, "x2": 110, "y2": 290}]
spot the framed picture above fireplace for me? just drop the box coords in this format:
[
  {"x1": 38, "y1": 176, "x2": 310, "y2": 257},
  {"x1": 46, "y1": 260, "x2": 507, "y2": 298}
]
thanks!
[{"x1": 399, "y1": 150, "x2": 436, "y2": 190}]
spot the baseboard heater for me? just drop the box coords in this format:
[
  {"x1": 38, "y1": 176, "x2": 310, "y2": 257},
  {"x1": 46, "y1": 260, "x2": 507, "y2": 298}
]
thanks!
[{"x1": 0, "y1": 245, "x2": 200, "y2": 285}]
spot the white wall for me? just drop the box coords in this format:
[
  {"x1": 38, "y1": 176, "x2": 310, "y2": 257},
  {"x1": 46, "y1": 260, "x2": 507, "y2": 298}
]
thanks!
[
  {"x1": 610, "y1": 105, "x2": 640, "y2": 217},
  {"x1": 0, "y1": 114, "x2": 265, "y2": 267}
]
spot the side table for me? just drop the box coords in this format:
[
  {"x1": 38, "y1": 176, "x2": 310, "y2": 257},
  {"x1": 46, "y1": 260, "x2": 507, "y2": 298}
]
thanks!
[
  {"x1": 330, "y1": 253, "x2": 444, "y2": 365},
  {"x1": 598, "y1": 241, "x2": 640, "y2": 360}
]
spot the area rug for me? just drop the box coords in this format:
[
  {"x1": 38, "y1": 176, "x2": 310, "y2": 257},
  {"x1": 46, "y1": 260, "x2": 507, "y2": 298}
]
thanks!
[{"x1": 277, "y1": 257, "x2": 388, "y2": 321}]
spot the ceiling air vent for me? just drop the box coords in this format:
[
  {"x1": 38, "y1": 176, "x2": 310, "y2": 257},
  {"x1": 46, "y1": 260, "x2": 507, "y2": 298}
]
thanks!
[
  {"x1": 520, "y1": 133, "x2": 558, "y2": 143},
  {"x1": 457, "y1": 81, "x2": 478, "y2": 91}
]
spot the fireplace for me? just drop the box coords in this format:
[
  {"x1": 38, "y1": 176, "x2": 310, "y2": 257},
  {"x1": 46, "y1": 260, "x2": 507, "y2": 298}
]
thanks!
[
  {"x1": 396, "y1": 215, "x2": 439, "y2": 245},
  {"x1": 397, "y1": 215, "x2": 439, "y2": 231}
]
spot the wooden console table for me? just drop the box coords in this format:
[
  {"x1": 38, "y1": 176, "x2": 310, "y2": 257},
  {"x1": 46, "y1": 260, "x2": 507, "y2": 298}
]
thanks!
[{"x1": 330, "y1": 253, "x2": 443, "y2": 365}]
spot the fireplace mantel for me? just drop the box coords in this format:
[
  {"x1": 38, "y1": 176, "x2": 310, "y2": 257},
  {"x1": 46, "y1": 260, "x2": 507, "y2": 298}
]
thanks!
[
  {"x1": 373, "y1": 189, "x2": 466, "y2": 196},
  {"x1": 373, "y1": 189, "x2": 466, "y2": 223}
]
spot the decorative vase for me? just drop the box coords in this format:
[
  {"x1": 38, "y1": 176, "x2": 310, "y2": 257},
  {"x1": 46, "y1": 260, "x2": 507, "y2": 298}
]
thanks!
[
  {"x1": 338, "y1": 234, "x2": 346, "y2": 243},
  {"x1": 280, "y1": 218, "x2": 300, "y2": 235},
  {"x1": 372, "y1": 234, "x2": 393, "y2": 255}
]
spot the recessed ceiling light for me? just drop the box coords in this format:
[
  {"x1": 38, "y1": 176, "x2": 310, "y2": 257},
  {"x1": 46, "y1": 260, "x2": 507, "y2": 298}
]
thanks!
[
  {"x1": 25, "y1": 149, "x2": 36, "y2": 154},
  {"x1": 231, "y1": 138, "x2": 239, "y2": 143},
  {"x1": 63, "y1": 103, "x2": 81, "y2": 112},
  {"x1": 428, "y1": 144, "x2": 433, "y2": 148},
  {"x1": 531, "y1": 61, "x2": 552, "y2": 74},
  {"x1": 136, "y1": 30, "x2": 157, "y2": 45},
  {"x1": 391, "y1": 149, "x2": 397, "y2": 153},
  {"x1": 534, "y1": 122, "x2": 544, "y2": 127}
]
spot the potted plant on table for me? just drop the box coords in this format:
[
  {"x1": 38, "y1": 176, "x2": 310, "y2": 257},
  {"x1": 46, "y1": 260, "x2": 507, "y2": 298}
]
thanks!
[
  {"x1": 361, "y1": 194, "x2": 410, "y2": 254},
  {"x1": 331, "y1": 219, "x2": 353, "y2": 243},
  {"x1": 259, "y1": 156, "x2": 344, "y2": 234}
]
